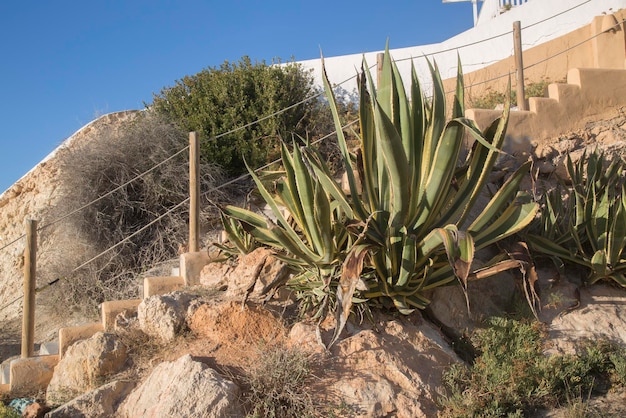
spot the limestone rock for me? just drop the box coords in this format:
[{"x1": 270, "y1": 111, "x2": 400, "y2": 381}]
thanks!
[
  {"x1": 46, "y1": 332, "x2": 127, "y2": 405},
  {"x1": 292, "y1": 312, "x2": 460, "y2": 417},
  {"x1": 138, "y1": 292, "x2": 193, "y2": 342},
  {"x1": 540, "y1": 281, "x2": 626, "y2": 355},
  {"x1": 120, "y1": 354, "x2": 243, "y2": 418},
  {"x1": 46, "y1": 380, "x2": 134, "y2": 418},
  {"x1": 426, "y1": 268, "x2": 517, "y2": 337},
  {"x1": 199, "y1": 247, "x2": 290, "y2": 302}
]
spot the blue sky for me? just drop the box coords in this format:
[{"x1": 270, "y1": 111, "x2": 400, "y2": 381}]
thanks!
[{"x1": 0, "y1": 1, "x2": 476, "y2": 193}]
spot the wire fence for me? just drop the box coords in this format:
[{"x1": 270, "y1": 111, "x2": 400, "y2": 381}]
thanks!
[{"x1": 0, "y1": 3, "x2": 622, "y2": 317}]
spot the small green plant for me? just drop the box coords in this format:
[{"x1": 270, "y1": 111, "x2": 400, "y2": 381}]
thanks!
[
  {"x1": 0, "y1": 402, "x2": 20, "y2": 418},
  {"x1": 439, "y1": 318, "x2": 623, "y2": 417},
  {"x1": 469, "y1": 79, "x2": 552, "y2": 109},
  {"x1": 241, "y1": 345, "x2": 316, "y2": 418},
  {"x1": 527, "y1": 151, "x2": 626, "y2": 287}
]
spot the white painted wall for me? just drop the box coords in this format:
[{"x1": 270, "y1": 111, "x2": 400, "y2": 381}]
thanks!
[{"x1": 300, "y1": 0, "x2": 626, "y2": 96}]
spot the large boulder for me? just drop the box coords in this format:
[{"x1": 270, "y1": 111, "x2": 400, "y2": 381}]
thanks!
[
  {"x1": 46, "y1": 380, "x2": 134, "y2": 418},
  {"x1": 137, "y1": 292, "x2": 193, "y2": 342},
  {"x1": 120, "y1": 354, "x2": 243, "y2": 418},
  {"x1": 290, "y1": 312, "x2": 461, "y2": 417},
  {"x1": 46, "y1": 332, "x2": 127, "y2": 405},
  {"x1": 199, "y1": 247, "x2": 290, "y2": 302}
]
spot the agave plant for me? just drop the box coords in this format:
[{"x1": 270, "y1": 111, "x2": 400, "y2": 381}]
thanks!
[
  {"x1": 221, "y1": 140, "x2": 355, "y2": 314},
  {"x1": 220, "y1": 47, "x2": 538, "y2": 346},
  {"x1": 527, "y1": 151, "x2": 626, "y2": 286},
  {"x1": 324, "y1": 48, "x2": 538, "y2": 327}
]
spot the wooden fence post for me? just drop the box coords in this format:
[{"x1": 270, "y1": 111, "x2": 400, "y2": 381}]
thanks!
[
  {"x1": 21, "y1": 219, "x2": 37, "y2": 358},
  {"x1": 377, "y1": 52, "x2": 384, "y2": 88},
  {"x1": 189, "y1": 132, "x2": 200, "y2": 253},
  {"x1": 513, "y1": 21, "x2": 528, "y2": 111}
]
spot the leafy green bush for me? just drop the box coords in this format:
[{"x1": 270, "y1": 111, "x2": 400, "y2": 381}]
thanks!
[
  {"x1": 439, "y1": 317, "x2": 624, "y2": 417},
  {"x1": 0, "y1": 403, "x2": 20, "y2": 418},
  {"x1": 149, "y1": 57, "x2": 317, "y2": 176}
]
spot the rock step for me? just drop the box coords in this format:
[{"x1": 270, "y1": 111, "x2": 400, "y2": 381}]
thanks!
[{"x1": 8, "y1": 355, "x2": 58, "y2": 396}]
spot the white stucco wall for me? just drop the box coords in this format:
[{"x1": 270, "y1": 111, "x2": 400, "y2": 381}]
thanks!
[{"x1": 300, "y1": 0, "x2": 626, "y2": 95}]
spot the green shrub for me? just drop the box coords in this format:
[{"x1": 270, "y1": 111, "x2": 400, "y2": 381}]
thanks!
[
  {"x1": 439, "y1": 317, "x2": 623, "y2": 417},
  {"x1": 149, "y1": 57, "x2": 317, "y2": 176},
  {"x1": 0, "y1": 403, "x2": 20, "y2": 418}
]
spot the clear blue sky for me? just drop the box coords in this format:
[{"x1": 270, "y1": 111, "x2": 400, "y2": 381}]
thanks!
[{"x1": 0, "y1": 1, "x2": 476, "y2": 193}]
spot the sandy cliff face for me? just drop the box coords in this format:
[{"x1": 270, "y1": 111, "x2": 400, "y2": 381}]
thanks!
[{"x1": 0, "y1": 111, "x2": 140, "y2": 321}]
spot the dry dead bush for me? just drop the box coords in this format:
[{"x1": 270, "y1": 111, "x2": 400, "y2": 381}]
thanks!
[{"x1": 41, "y1": 111, "x2": 232, "y2": 315}]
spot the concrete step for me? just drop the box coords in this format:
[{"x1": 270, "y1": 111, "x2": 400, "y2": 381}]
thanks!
[
  {"x1": 39, "y1": 340, "x2": 59, "y2": 356},
  {"x1": 0, "y1": 363, "x2": 9, "y2": 385},
  {"x1": 59, "y1": 322, "x2": 104, "y2": 358},
  {"x1": 143, "y1": 276, "x2": 185, "y2": 298},
  {"x1": 101, "y1": 299, "x2": 142, "y2": 331},
  {"x1": 9, "y1": 355, "x2": 58, "y2": 396}
]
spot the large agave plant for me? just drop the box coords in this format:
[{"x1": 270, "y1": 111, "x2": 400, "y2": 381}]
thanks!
[
  {"x1": 527, "y1": 151, "x2": 626, "y2": 286},
  {"x1": 325, "y1": 49, "x2": 538, "y2": 322},
  {"x1": 220, "y1": 47, "x2": 538, "y2": 345}
]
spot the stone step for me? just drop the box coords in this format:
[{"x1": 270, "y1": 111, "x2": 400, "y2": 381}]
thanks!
[
  {"x1": 0, "y1": 363, "x2": 9, "y2": 385},
  {"x1": 101, "y1": 299, "x2": 142, "y2": 332},
  {"x1": 39, "y1": 340, "x2": 59, "y2": 356},
  {"x1": 9, "y1": 355, "x2": 58, "y2": 396},
  {"x1": 59, "y1": 322, "x2": 104, "y2": 358},
  {"x1": 143, "y1": 276, "x2": 185, "y2": 298}
]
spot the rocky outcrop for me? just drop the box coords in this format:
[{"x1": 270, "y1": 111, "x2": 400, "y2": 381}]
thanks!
[
  {"x1": 120, "y1": 354, "x2": 243, "y2": 418},
  {"x1": 137, "y1": 292, "x2": 193, "y2": 342},
  {"x1": 200, "y1": 247, "x2": 291, "y2": 302},
  {"x1": 46, "y1": 380, "x2": 134, "y2": 418},
  {"x1": 46, "y1": 332, "x2": 128, "y2": 405},
  {"x1": 290, "y1": 312, "x2": 461, "y2": 418}
]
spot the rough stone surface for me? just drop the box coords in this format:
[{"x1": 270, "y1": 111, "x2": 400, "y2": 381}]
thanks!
[
  {"x1": 199, "y1": 247, "x2": 290, "y2": 301},
  {"x1": 46, "y1": 380, "x2": 134, "y2": 418},
  {"x1": 137, "y1": 292, "x2": 193, "y2": 342},
  {"x1": 538, "y1": 277, "x2": 626, "y2": 355},
  {"x1": 291, "y1": 312, "x2": 461, "y2": 418},
  {"x1": 23, "y1": 402, "x2": 48, "y2": 418},
  {"x1": 426, "y1": 267, "x2": 517, "y2": 336},
  {"x1": 120, "y1": 354, "x2": 243, "y2": 418},
  {"x1": 46, "y1": 332, "x2": 128, "y2": 405}
]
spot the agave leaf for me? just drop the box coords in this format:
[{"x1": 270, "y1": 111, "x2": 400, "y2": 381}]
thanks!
[
  {"x1": 472, "y1": 193, "x2": 538, "y2": 249},
  {"x1": 321, "y1": 56, "x2": 367, "y2": 220},
  {"x1": 328, "y1": 245, "x2": 369, "y2": 349},
  {"x1": 468, "y1": 162, "x2": 532, "y2": 232},
  {"x1": 590, "y1": 250, "x2": 609, "y2": 281}
]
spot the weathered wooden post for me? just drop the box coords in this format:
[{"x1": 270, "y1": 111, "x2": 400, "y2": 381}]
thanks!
[
  {"x1": 513, "y1": 21, "x2": 528, "y2": 111},
  {"x1": 189, "y1": 132, "x2": 200, "y2": 253},
  {"x1": 21, "y1": 219, "x2": 37, "y2": 358},
  {"x1": 376, "y1": 52, "x2": 384, "y2": 87}
]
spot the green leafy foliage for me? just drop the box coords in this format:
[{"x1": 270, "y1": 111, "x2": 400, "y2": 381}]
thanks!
[
  {"x1": 527, "y1": 151, "x2": 626, "y2": 287},
  {"x1": 440, "y1": 317, "x2": 624, "y2": 417},
  {"x1": 149, "y1": 57, "x2": 316, "y2": 175}
]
